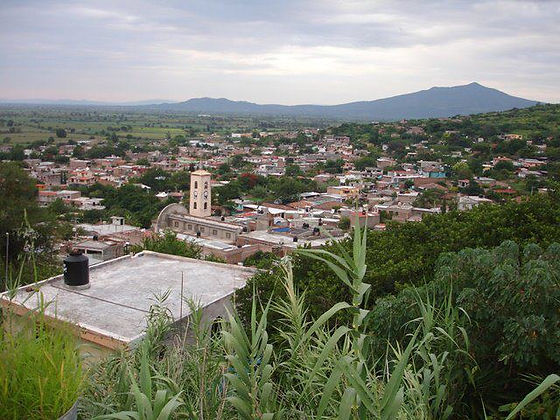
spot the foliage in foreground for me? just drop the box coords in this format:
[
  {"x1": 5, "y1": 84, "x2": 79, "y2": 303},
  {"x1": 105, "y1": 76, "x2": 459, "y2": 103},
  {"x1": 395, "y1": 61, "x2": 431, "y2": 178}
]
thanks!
[
  {"x1": 0, "y1": 299, "x2": 84, "y2": 419},
  {"x1": 81, "y1": 225, "x2": 559, "y2": 419},
  {"x1": 368, "y1": 240, "x2": 560, "y2": 415}
]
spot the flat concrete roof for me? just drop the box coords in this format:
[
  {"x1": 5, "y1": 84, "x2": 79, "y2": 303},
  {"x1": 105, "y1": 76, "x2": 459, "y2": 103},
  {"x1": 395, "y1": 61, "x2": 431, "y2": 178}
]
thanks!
[
  {"x1": 75, "y1": 240, "x2": 115, "y2": 250},
  {"x1": 176, "y1": 233, "x2": 237, "y2": 251},
  {"x1": 1, "y1": 252, "x2": 256, "y2": 348},
  {"x1": 169, "y1": 214, "x2": 242, "y2": 231},
  {"x1": 78, "y1": 223, "x2": 139, "y2": 236},
  {"x1": 242, "y1": 230, "x2": 339, "y2": 249}
]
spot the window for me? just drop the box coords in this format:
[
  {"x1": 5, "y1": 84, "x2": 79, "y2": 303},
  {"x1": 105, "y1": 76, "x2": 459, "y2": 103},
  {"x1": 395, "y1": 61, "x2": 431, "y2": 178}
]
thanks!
[
  {"x1": 187, "y1": 224, "x2": 192, "y2": 230},
  {"x1": 193, "y1": 202, "x2": 197, "y2": 209},
  {"x1": 226, "y1": 232, "x2": 231, "y2": 239},
  {"x1": 212, "y1": 229, "x2": 217, "y2": 236},
  {"x1": 174, "y1": 221, "x2": 179, "y2": 227},
  {"x1": 204, "y1": 202, "x2": 208, "y2": 210},
  {"x1": 200, "y1": 227, "x2": 205, "y2": 232},
  {"x1": 194, "y1": 181, "x2": 198, "y2": 189},
  {"x1": 204, "y1": 181, "x2": 208, "y2": 189}
]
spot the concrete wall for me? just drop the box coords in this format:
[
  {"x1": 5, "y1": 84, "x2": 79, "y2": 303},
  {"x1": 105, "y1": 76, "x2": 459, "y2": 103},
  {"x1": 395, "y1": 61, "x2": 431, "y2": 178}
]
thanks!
[
  {"x1": 169, "y1": 218, "x2": 238, "y2": 242},
  {"x1": 200, "y1": 244, "x2": 262, "y2": 264}
]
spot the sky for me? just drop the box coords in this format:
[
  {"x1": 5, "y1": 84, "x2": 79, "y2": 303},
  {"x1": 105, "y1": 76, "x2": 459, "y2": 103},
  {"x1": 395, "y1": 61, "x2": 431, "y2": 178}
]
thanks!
[{"x1": 1, "y1": 0, "x2": 559, "y2": 104}]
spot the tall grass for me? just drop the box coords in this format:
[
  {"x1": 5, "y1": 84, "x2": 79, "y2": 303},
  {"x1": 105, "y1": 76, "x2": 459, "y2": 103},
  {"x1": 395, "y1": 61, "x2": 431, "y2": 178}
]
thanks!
[
  {"x1": 1, "y1": 217, "x2": 84, "y2": 419},
  {"x1": 0, "y1": 304, "x2": 84, "y2": 419}
]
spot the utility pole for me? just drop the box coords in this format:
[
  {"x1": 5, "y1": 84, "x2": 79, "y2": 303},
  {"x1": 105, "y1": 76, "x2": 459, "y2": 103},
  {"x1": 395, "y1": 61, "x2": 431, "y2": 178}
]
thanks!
[{"x1": 5, "y1": 232, "x2": 9, "y2": 286}]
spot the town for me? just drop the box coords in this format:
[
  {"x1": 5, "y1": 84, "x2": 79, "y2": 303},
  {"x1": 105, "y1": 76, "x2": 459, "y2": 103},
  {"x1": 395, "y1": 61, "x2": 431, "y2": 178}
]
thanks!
[{"x1": 1, "y1": 104, "x2": 556, "y2": 271}]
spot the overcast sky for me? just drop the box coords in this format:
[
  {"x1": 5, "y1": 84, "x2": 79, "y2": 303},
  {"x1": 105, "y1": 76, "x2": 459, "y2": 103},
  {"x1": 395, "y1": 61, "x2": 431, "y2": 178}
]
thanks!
[{"x1": 1, "y1": 0, "x2": 559, "y2": 104}]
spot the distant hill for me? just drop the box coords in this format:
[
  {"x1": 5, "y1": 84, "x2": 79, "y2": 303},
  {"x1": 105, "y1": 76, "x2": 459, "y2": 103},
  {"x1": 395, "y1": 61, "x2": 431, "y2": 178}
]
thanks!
[
  {"x1": 1, "y1": 83, "x2": 539, "y2": 120},
  {"x1": 150, "y1": 82, "x2": 538, "y2": 120}
]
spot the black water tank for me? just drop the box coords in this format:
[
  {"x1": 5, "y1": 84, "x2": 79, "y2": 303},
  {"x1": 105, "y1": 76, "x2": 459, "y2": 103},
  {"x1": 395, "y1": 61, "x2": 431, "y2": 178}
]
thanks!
[{"x1": 63, "y1": 250, "x2": 90, "y2": 289}]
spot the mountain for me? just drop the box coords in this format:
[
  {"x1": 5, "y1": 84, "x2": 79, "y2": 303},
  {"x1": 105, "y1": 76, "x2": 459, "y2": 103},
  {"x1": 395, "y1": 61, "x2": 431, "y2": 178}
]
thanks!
[{"x1": 151, "y1": 82, "x2": 538, "y2": 120}]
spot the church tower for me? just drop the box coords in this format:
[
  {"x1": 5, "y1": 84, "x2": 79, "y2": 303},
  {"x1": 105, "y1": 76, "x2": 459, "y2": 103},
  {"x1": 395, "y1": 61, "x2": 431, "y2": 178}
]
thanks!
[{"x1": 189, "y1": 170, "x2": 211, "y2": 217}]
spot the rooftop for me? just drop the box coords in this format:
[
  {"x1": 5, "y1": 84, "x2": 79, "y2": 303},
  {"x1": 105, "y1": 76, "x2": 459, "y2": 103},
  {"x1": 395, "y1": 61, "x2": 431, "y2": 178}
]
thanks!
[
  {"x1": 243, "y1": 230, "x2": 342, "y2": 249},
  {"x1": 1, "y1": 252, "x2": 256, "y2": 349},
  {"x1": 78, "y1": 223, "x2": 139, "y2": 236}
]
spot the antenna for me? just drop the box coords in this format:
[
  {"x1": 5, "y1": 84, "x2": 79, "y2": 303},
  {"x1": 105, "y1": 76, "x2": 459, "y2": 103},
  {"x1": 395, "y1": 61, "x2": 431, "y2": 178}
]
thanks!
[{"x1": 180, "y1": 271, "x2": 184, "y2": 319}]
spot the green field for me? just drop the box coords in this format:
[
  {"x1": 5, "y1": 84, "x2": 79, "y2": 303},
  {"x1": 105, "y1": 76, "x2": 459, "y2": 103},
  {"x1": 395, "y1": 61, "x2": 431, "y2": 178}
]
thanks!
[{"x1": 0, "y1": 105, "x2": 333, "y2": 146}]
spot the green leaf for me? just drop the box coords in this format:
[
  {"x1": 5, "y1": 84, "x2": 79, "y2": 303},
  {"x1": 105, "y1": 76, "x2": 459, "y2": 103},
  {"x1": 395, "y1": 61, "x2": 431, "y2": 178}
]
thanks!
[
  {"x1": 317, "y1": 356, "x2": 352, "y2": 418},
  {"x1": 338, "y1": 387, "x2": 357, "y2": 420},
  {"x1": 380, "y1": 330, "x2": 418, "y2": 420},
  {"x1": 504, "y1": 374, "x2": 560, "y2": 420}
]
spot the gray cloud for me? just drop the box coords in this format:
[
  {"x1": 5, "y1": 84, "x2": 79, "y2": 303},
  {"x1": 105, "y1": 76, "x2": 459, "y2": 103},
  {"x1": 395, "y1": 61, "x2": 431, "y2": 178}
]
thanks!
[{"x1": 0, "y1": 0, "x2": 559, "y2": 103}]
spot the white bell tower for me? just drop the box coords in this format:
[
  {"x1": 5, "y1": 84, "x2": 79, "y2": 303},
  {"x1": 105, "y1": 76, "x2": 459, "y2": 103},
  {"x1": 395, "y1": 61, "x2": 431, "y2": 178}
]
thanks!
[{"x1": 189, "y1": 170, "x2": 211, "y2": 217}]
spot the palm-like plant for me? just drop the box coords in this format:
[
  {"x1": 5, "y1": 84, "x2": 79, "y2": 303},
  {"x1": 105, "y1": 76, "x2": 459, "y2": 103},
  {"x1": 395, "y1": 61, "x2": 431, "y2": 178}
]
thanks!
[
  {"x1": 222, "y1": 297, "x2": 282, "y2": 419},
  {"x1": 94, "y1": 344, "x2": 184, "y2": 420}
]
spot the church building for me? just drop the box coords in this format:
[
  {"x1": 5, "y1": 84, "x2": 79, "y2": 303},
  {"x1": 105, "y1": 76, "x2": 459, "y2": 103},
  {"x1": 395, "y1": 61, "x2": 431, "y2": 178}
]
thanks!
[{"x1": 156, "y1": 170, "x2": 243, "y2": 243}]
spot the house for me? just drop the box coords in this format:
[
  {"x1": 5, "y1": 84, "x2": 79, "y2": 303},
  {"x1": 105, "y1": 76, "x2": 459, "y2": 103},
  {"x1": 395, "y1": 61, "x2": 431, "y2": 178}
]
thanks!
[
  {"x1": 457, "y1": 195, "x2": 492, "y2": 211},
  {"x1": 376, "y1": 157, "x2": 396, "y2": 169},
  {"x1": 38, "y1": 189, "x2": 81, "y2": 205},
  {"x1": 326, "y1": 185, "x2": 360, "y2": 199},
  {"x1": 72, "y1": 239, "x2": 124, "y2": 264},
  {"x1": 458, "y1": 179, "x2": 470, "y2": 189}
]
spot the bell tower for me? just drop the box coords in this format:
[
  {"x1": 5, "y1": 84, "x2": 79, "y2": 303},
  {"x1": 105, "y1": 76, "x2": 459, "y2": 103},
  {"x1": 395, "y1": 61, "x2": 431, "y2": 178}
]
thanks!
[{"x1": 189, "y1": 170, "x2": 211, "y2": 217}]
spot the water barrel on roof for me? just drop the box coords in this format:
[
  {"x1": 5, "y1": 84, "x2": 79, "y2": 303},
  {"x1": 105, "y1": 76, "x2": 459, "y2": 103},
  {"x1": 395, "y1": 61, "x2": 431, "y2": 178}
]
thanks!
[{"x1": 63, "y1": 250, "x2": 90, "y2": 290}]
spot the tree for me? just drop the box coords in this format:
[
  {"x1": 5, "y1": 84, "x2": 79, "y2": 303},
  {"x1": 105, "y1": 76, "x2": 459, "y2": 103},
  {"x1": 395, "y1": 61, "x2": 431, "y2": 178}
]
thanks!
[
  {"x1": 452, "y1": 161, "x2": 472, "y2": 179},
  {"x1": 368, "y1": 240, "x2": 560, "y2": 413},
  {"x1": 413, "y1": 188, "x2": 444, "y2": 208},
  {"x1": 55, "y1": 128, "x2": 67, "y2": 138},
  {"x1": 132, "y1": 230, "x2": 202, "y2": 259},
  {"x1": 354, "y1": 155, "x2": 378, "y2": 171},
  {"x1": 136, "y1": 158, "x2": 150, "y2": 166},
  {"x1": 216, "y1": 163, "x2": 232, "y2": 178},
  {"x1": 324, "y1": 159, "x2": 344, "y2": 174},
  {"x1": 0, "y1": 163, "x2": 59, "y2": 288},
  {"x1": 230, "y1": 154, "x2": 245, "y2": 169},
  {"x1": 337, "y1": 216, "x2": 351, "y2": 230},
  {"x1": 137, "y1": 168, "x2": 171, "y2": 192},
  {"x1": 285, "y1": 164, "x2": 302, "y2": 177},
  {"x1": 101, "y1": 184, "x2": 162, "y2": 228},
  {"x1": 243, "y1": 251, "x2": 279, "y2": 269},
  {"x1": 9, "y1": 146, "x2": 25, "y2": 161},
  {"x1": 462, "y1": 180, "x2": 484, "y2": 196}
]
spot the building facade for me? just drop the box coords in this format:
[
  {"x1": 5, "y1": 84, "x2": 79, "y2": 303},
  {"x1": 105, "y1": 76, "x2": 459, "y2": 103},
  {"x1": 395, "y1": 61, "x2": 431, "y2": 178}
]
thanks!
[{"x1": 190, "y1": 170, "x2": 212, "y2": 217}]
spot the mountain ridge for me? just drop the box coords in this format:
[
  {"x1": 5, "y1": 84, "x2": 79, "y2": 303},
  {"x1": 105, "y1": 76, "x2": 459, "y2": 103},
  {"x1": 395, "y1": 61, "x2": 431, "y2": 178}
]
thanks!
[
  {"x1": 1, "y1": 83, "x2": 540, "y2": 120},
  {"x1": 151, "y1": 82, "x2": 539, "y2": 120}
]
